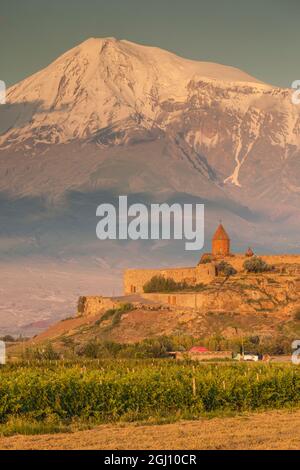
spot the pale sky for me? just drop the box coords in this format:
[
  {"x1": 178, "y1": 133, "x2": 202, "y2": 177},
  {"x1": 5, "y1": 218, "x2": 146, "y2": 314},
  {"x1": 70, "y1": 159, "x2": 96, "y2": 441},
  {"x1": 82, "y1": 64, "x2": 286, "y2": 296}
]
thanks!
[{"x1": 0, "y1": 0, "x2": 299, "y2": 88}]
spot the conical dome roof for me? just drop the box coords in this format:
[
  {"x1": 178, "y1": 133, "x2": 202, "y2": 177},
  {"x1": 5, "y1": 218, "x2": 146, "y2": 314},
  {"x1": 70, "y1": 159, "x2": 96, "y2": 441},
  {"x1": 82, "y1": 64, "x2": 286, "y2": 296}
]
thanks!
[
  {"x1": 245, "y1": 247, "x2": 254, "y2": 257},
  {"x1": 212, "y1": 224, "x2": 230, "y2": 241}
]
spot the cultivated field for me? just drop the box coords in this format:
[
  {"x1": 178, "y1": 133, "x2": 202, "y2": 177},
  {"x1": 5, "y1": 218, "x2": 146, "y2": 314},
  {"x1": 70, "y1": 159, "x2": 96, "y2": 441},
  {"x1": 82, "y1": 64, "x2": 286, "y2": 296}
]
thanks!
[{"x1": 0, "y1": 360, "x2": 299, "y2": 431}]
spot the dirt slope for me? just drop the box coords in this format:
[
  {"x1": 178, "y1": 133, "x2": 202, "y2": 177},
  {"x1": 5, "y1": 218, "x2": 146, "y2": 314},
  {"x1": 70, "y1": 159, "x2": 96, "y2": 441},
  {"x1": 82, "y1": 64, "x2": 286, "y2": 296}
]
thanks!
[{"x1": 0, "y1": 409, "x2": 299, "y2": 450}]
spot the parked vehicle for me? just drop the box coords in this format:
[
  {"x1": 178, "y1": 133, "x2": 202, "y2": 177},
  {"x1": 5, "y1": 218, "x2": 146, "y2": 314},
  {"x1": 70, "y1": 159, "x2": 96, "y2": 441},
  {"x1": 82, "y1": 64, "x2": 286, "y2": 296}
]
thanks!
[{"x1": 234, "y1": 353, "x2": 262, "y2": 362}]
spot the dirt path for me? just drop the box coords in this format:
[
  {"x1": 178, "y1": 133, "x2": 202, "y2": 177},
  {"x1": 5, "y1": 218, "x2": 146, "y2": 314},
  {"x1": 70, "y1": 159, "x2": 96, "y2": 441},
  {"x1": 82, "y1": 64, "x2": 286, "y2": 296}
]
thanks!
[{"x1": 0, "y1": 410, "x2": 299, "y2": 450}]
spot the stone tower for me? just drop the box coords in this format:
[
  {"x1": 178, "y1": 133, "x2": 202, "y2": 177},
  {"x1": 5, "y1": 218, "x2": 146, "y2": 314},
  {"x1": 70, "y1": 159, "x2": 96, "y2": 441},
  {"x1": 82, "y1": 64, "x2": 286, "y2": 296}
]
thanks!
[{"x1": 212, "y1": 223, "x2": 230, "y2": 256}]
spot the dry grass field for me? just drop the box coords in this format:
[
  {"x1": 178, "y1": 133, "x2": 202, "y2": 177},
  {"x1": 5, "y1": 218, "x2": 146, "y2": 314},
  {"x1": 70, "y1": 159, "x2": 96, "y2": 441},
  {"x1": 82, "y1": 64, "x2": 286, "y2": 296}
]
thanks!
[{"x1": 0, "y1": 409, "x2": 299, "y2": 450}]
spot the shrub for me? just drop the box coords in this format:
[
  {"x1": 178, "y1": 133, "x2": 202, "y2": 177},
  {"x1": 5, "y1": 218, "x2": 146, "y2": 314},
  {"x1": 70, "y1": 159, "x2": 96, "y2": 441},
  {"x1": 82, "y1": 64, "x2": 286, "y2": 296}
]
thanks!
[
  {"x1": 143, "y1": 275, "x2": 186, "y2": 293},
  {"x1": 243, "y1": 256, "x2": 274, "y2": 273},
  {"x1": 78, "y1": 340, "x2": 124, "y2": 359},
  {"x1": 79, "y1": 340, "x2": 100, "y2": 358},
  {"x1": 0, "y1": 335, "x2": 15, "y2": 342},
  {"x1": 143, "y1": 276, "x2": 205, "y2": 293},
  {"x1": 217, "y1": 261, "x2": 237, "y2": 277},
  {"x1": 95, "y1": 303, "x2": 134, "y2": 327},
  {"x1": 294, "y1": 308, "x2": 300, "y2": 321},
  {"x1": 26, "y1": 343, "x2": 60, "y2": 361}
]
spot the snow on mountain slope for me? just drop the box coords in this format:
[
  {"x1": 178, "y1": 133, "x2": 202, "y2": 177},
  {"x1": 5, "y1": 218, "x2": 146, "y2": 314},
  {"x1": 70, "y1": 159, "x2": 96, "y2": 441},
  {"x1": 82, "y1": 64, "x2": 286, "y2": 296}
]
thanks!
[
  {"x1": 0, "y1": 37, "x2": 300, "y2": 203},
  {"x1": 0, "y1": 37, "x2": 271, "y2": 145}
]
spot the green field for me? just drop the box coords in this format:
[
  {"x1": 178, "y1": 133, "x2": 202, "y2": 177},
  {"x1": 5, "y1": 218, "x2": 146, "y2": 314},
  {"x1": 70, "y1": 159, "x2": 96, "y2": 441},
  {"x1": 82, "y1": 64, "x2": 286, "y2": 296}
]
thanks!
[{"x1": 0, "y1": 360, "x2": 299, "y2": 435}]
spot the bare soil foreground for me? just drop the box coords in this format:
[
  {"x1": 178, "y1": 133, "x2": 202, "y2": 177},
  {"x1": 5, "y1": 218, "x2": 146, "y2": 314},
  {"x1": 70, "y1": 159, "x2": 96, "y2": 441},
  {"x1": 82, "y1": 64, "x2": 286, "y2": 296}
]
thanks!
[{"x1": 0, "y1": 410, "x2": 299, "y2": 450}]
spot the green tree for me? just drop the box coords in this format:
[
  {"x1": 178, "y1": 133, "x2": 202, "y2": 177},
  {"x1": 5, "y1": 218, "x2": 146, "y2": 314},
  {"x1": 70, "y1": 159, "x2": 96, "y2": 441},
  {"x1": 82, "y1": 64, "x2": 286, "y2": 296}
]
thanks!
[
  {"x1": 143, "y1": 275, "x2": 185, "y2": 293},
  {"x1": 217, "y1": 261, "x2": 237, "y2": 277},
  {"x1": 243, "y1": 256, "x2": 274, "y2": 273}
]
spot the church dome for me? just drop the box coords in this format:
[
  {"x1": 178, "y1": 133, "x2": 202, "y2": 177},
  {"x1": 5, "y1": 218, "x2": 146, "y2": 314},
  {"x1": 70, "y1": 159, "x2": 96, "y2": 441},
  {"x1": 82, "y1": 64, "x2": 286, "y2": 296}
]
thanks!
[
  {"x1": 212, "y1": 223, "x2": 230, "y2": 257},
  {"x1": 212, "y1": 224, "x2": 230, "y2": 241}
]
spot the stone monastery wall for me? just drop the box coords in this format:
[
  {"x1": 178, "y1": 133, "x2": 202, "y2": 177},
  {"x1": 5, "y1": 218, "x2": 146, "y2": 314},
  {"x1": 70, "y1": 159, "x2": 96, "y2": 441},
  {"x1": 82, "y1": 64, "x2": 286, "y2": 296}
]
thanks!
[
  {"x1": 123, "y1": 254, "x2": 300, "y2": 295},
  {"x1": 124, "y1": 264, "x2": 217, "y2": 295}
]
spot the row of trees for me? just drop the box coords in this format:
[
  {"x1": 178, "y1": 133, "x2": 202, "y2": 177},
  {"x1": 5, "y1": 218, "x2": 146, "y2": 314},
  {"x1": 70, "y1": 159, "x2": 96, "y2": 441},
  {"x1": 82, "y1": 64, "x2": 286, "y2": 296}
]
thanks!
[{"x1": 23, "y1": 332, "x2": 296, "y2": 361}]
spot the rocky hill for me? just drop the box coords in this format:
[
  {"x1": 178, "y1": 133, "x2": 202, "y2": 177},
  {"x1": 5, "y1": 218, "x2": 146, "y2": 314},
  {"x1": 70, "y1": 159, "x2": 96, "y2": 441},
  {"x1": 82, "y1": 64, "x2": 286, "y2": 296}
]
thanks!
[{"x1": 8, "y1": 270, "x2": 300, "y2": 358}]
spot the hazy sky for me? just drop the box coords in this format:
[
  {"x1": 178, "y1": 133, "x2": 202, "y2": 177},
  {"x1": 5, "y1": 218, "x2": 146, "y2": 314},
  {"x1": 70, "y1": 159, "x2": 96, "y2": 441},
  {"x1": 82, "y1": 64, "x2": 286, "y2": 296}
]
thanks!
[{"x1": 0, "y1": 0, "x2": 299, "y2": 87}]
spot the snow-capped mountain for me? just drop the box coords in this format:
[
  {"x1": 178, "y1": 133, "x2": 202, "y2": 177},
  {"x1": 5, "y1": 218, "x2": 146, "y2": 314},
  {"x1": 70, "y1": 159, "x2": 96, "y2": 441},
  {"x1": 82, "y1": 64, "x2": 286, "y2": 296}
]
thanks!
[
  {"x1": 1, "y1": 37, "x2": 264, "y2": 145},
  {"x1": 0, "y1": 37, "x2": 299, "y2": 240},
  {"x1": 1, "y1": 37, "x2": 299, "y2": 208}
]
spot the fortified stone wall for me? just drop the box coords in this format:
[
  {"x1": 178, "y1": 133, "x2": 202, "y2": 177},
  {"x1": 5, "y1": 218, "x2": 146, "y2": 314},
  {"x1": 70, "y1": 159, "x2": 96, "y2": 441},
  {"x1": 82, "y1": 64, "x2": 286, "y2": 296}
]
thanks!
[
  {"x1": 222, "y1": 254, "x2": 300, "y2": 273},
  {"x1": 77, "y1": 295, "x2": 119, "y2": 317},
  {"x1": 141, "y1": 273, "x2": 300, "y2": 313},
  {"x1": 124, "y1": 254, "x2": 300, "y2": 296},
  {"x1": 124, "y1": 264, "x2": 217, "y2": 295},
  {"x1": 141, "y1": 290, "x2": 252, "y2": 311},
  {"x1": 174, "y1": 351, "x2": 232, "y2": 361}
]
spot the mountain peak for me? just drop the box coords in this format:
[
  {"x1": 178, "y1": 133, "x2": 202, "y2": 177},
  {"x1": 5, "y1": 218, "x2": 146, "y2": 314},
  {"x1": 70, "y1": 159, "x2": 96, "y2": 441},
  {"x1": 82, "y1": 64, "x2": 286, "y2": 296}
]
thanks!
[
  {"x1": 0, "y1": 38, "x2": 300, "y2": 247},
  {"x1": 79, "y1": 36, "x2": 119, "y2": 49},
  {"x1": 1, "y1": 37, "x2": 297, "y2": 165}
]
